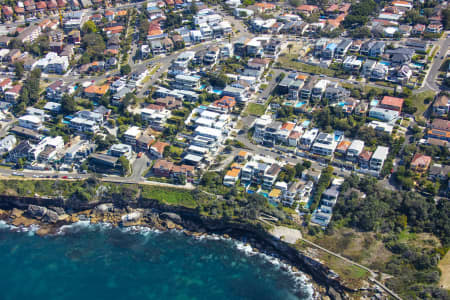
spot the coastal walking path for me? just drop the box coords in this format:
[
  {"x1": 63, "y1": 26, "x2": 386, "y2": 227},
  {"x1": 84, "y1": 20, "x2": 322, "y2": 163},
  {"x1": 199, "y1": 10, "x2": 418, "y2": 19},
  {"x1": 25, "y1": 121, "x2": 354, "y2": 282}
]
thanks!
[
  {"x1": 268, "y1": 225, "x2": 402, "y2": 300},
  {"x1": 299, "y1": 238, "x2": 402, "y2": 300}
]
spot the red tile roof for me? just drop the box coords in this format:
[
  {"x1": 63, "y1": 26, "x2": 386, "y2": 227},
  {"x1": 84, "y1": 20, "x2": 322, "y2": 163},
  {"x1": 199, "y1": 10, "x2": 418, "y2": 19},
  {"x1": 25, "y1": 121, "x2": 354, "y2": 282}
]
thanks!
[
  {"x1": 380, "y1": 96, "x2": 404, "y2": 111},
  {"x1": 151, "y1": 141, "x2": 169, "y2": 154},
  {"x1": 411, "y1": 153, "x2": 431, "y2": 168},
  {"x1": 359, "y1": 150, "x2": 372, "y2": 161}
]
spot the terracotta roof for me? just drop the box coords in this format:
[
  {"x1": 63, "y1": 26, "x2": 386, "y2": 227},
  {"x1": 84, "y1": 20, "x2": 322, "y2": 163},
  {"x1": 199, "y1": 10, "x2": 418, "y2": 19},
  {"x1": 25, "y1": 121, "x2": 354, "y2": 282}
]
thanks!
[
  {"x1": 105, "y1": 10, "x2": 114, "y2": 16},
  {"x1": 280, "y1": 122, "x2": 295, "y2": 131},
  {"x1": 35, "y1": 1, "x2": 47, "y2": 9},
  {"x1": 57, "y1": 0, "x2": 67, "y2": 7},
  {"x1": 147, "y1": 104, "x2": 165, "y2": 111},
  {"x1": 213, "y1": 96, "x2": 236, "y2": 109},
  {"x1": 7, "y1": 84, "x2": 22, "y2": 94},
  {"x1": 359, "y1": 150, "x2": 372, "y2": 161},
  {"x1": 14, "y1": 6, "x2": 25, "y2": 13},
  {"x1": 0, "y1": 78, "x2": 12, "y2": 87},
  {"x1": 255, "y1": 2, "x2": 275, "y2": 9},
  {"x1": 2, "y1": 6, "x2": 14, "y2": 15},
  {"x1": 289, "y1": 130, "x2": 302, "y2": 139},
  {"x1": 116, "y1": 10, "x2": 127, "y2": 16},
  {"x1": 381, "y1": 96, "x2": 404, "y2": 109},
  {"x1": 84, "y1": 84, "x2": 109, "y2": 95},
  {"x1": 226, "y1": 168, "x2": 240, "y2": 177},
  {"x1": 153, "y1": 159, "x2": 173, "y2": 170},
  {"x1": 104, "y1": 26, "x2": 124, "y2": 33},
  {"x1": 151, "y1": 141, "x2": 169, "y2": 154},
  {"x1": 47, "y1": 0, "x2": 57, "y2": 9},
  {"x1": 337, "y1": 140, "x2": 351, "y2": 152},
  {"x1": 411, "y1": 153, "x2": 431, "y2": 168},
  {"x1": 237, "y1": 150, "x2": 248, "y2": 157},
  {"x1": 296, "y1": 4, "x2": 318, "y2": 12}
]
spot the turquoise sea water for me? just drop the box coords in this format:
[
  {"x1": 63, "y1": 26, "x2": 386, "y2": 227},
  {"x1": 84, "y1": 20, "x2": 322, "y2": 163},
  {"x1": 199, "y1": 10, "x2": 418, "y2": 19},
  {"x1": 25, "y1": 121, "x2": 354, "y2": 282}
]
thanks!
[{"x1": 0, "y1": 222, "x2": 313, "y2": 300}]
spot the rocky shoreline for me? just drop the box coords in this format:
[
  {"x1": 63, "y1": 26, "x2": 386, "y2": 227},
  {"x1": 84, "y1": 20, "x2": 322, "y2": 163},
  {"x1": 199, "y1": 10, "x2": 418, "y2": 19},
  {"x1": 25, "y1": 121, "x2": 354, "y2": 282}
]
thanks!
[{"x1": 0, "y1": 198, "x2": 386, "y2": 300}]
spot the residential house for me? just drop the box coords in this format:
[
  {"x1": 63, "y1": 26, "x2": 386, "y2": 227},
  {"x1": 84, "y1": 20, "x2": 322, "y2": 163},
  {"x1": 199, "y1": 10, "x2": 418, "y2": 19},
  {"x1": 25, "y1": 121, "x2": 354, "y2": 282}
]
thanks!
[
  {"x1": 359, "y1": 150, "x2": 372, "y2": 169},
  {"x1": 311, "y1": 132, "x2": 340, "y2": 156},
  {"x1": 299, "y1": 128, "x2": 319, "y2": 150},
  {"x1": 347, "y1": 140, "x2": 364, "y2": 161},
  {"x1": 123, "y1": 126, "x2": 142, "y2": 147},
  {"x1": 150, "y1": 141, "x2": 169, "y2": 158},
  {"x1": 379, "y1": 96, "x2": 404, "y2": 112},
  {"x1": 410, "y1": 153, "x2": 431, "y2": 174},
  {"x1": 432, "y1": 94, "x2": 449, "y2": 117},
  {"x1": 370, "y1": 146, "x2": 389, "y2": 173},
  {"x1": 427, "y1": 119, "x2": 450, "y2": 142},
  {"x1": 335, "y1": 39, "x2": 352, "y2": 58},
  {"x1": 84, "y1": 84, "x2": 109, "y2": 100},
  {"x1": 5, "y1": 85, "x2": 22, "y2": 103},
  {"x1": 109, "y1": 143, "x2": 132, "y2": 160},
  {"x1": 369, "y1": 107, "x2": 399, "y2": 122}
]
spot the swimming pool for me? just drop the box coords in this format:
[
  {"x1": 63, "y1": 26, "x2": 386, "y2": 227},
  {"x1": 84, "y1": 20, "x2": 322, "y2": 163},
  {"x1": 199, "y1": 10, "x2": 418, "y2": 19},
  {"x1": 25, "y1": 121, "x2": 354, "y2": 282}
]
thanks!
[
  {"x1": 301, "y1": 120, "x2": 311, "y2": 127},
  {"x1": 337, "y1": 102, "x2": 345, "y2": 107},
  {"x1": 259, "y1": 192, "x2": 269, "y2": 198},
  {"x1": 370, "y1": 99, "x2": 379, "y2": 107},
  {"x1": 380, "y1": 61, "x2": 391, "y2": 66},
  {"x1": 212, "y1": 89, "x2": 223, "y2": 95},
  {"x1": 295, "y1": 101, "x2": 306, "y2": 108}
]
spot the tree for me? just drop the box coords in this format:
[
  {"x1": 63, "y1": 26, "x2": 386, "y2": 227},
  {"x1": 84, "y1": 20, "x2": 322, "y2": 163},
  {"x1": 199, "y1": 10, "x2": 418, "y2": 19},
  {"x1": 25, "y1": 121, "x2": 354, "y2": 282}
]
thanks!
[
  {"x1": 118, "y1": 156, "x2": 130, "y2": 176},
  {"x1": 288, "y1": 0, "x2": 302, "y2": 7},
  {"x1": 190, "y1": 2, "x2": 198, "y2": 14},
  {"x1": 81, "y1": 33, "x2": 106, "y2": 63},
  {"x1": 14, "y1": 61, "x2": 24, "y2": 79},
  {"x1": 287, "y1": 43, "x2": 293, "y2": 54},
  {"x1": 61, "y1": 94, "x2": 77, "y2": 114},
  {"x1": 443, "y1": 8, "x2": 450, "y2": 30},
  {"x1": 120, "y1": 64, "x2": 131, "y2": 75},
  {"x1": 82, "y1": 20, "x2": 98, "y2": 34}
]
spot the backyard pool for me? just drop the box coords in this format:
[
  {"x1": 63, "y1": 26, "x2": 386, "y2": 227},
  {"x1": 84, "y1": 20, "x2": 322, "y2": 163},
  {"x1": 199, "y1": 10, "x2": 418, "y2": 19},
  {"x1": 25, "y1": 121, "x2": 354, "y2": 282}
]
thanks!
[{"x1": 295, "y1": 101, "x2": 306, "y2": 108}]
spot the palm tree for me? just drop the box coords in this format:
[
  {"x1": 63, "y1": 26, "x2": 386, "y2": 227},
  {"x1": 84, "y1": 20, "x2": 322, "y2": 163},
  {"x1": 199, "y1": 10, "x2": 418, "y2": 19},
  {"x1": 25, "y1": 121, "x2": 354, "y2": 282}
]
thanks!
[{"x1": 287, "y1": 43, "x2": 293, "y2": 54}]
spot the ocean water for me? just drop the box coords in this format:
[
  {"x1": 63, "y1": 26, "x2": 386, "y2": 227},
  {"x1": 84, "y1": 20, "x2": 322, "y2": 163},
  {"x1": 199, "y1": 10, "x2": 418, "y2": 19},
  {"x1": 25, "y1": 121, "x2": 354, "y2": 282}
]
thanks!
[{"x1": 0, "y1": 221, "x2": 314, "y2": 300}]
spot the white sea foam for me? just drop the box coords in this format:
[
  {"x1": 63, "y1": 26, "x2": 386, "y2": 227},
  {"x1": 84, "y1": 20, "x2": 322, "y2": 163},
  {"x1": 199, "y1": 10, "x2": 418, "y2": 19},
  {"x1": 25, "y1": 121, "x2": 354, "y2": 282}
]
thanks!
[
  {"x1": 57, "y1": 220, "x2": 92, "y2": 235},
  {"x1": 120, "y1": 225, "x2": 162, "y2": 235},
  {"x1": 231, "y1": 238, "x2": 315, "y2": 299}
]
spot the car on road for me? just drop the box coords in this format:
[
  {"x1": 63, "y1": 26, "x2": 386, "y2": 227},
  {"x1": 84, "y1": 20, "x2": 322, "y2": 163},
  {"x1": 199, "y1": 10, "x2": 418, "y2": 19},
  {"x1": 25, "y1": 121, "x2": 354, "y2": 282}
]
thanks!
[{"x1": 62, "y1": 176, "x2": 68, "y2": 179}]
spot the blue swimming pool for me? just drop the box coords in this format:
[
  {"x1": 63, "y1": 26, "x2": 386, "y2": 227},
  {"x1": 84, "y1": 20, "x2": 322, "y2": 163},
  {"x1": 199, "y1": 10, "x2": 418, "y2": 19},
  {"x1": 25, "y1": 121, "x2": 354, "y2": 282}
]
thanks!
[
  {"x1": 380, "y1": 61, "x2": 391, "y2": 66},
  {"x1": 295, "y1": 101, "x2": 306, "y2": 108},
  {"x1": 370, "y1": 99, "x2": 379, "y2": 107},
  {"x1": 301, "y1": 120, "x2": 311, "y2": 127},
  {"x1": 62, "y1": 120, "x2": 70, "y2": 124},
  {"x1": 212, "y1": 89, "x2": 223, "y2": 95},
  {"x1": 259, "y1": 192, "x2": 269, "y2": 198},
  {"x1": 247, "y1": 190, "x2": 255, "y2": 194},
  {"x1": 337, "y1": 102, "x2": 345, "y2": 107}
]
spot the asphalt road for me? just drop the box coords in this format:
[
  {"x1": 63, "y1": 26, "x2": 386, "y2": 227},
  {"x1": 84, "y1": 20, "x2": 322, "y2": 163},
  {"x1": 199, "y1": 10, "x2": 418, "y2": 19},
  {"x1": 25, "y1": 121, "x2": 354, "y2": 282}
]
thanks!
[{"x1": 420, "y1": 34, "x2": 450, "y2": 92}]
